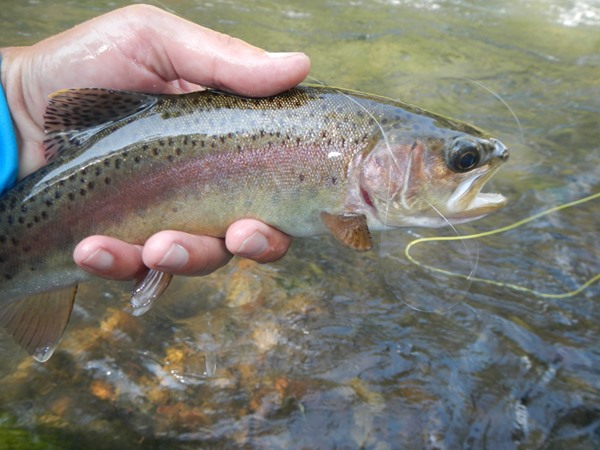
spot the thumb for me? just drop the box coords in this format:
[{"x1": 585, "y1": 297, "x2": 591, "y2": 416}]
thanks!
[{"x1": 128, "y1": 5, "x2": 311, "y2": 97}]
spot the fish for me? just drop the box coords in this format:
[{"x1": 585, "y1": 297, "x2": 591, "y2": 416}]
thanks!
[{"x1": 0, "y1": 85, "x2": 509, "y2": 361}]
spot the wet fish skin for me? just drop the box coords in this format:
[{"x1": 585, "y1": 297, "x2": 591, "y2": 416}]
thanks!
[{"x1": 0, "y1": 85, "x2": 508, "y2": 360}]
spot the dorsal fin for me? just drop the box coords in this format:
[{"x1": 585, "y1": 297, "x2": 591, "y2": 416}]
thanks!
[
  {"x1": 43, "y1": 88, "x2": 158, "y2": 161},
  {"x1": 321, "y1": 212, "x2": 373, "y2": 251},
  {"x1": 0, "y1": 286, "x2": 77, "y2": 362}
]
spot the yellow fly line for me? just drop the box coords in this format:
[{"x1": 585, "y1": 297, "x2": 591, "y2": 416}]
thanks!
[{"x1": 404, "y1": 192, "x2": 600, "y2": 299}]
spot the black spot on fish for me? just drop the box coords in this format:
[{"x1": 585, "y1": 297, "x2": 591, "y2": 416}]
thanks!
[
  {"x1": 46, "y1": 199, "x2": 53, "y2": 207},
  {"x1": 175, "y1": 147, "x2": 182, "y2": 156},
  {"x1": 167, "y1": 155, "x2": 174, "y2": 162},
  {"x1": 299, "y1": 174, "x2": 305, "y2": 182},
  {"x1": 331, "y1": 177, "x2": 337, "y2": 185},
  {"x1": 18, "y1": 217, "x2": 25, "y2": 224},
  {"x1": 105, "y1": 177, "x2": 112, "y2": 185},
  {"x1": 80, "y1": 189, "x2": 86, "y2": 196},
  {"x1": 68, "y1": 193, "x2": 75, "y2": 201},
  {"x1": 7, "y1": 216, "x2": 13, "y2": 225},
  {"x1": 20, "y1": 205, "x2": 28, "y2": 213},
  {"x1": 54, "y1": 191, "x2": 62, "y2": 199},
  {"x1": 5, "y1": 274, "x2": 12, "y2": 280},
  {"x1": 134, "y1": 156, "x2": 141, "y2": 163},
  {"x1": 11, "y1": 238, "x2": 19, "y2": 246},
  {"x1": 41, "y1": 211, "x2": 48, "y2": 220},
  {"x1": 95, "y1": 167, "x2": 102, "y2": 176},
  {"x1": 0, "y1": 235, "x2": 5, "y2": 243},
  {"x1": 88, "y1": 181, "x2": 95, "y2": 190},
  {"x1": 115, "y1": 159, "x2": 122, "y2": 169}
]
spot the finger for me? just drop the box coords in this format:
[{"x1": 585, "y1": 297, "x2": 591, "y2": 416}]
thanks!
[
  {"x1": 226, "y1": 219, "x2": 292, "y2": 263},
  {"x1": 125, "y1": 5, "x2": 311, "y2": 96},
  {"x1": 74, "y1": 236, "x2": 144, "y2": 281},
  {"x1": 141, "y1": 230, "x2": 232, "y2": 276}
]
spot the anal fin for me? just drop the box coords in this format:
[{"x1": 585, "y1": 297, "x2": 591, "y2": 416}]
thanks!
[
  {"x1": 0, "y1": 286, "x2": 77, "y2": 362},
  {"x1": 320, "y1": 212, "x2": 373, "y2": 251}
]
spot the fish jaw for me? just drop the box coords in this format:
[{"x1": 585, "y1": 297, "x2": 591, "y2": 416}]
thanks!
[
  {"x1": 444, "y1": 137, "x2": 509, "y2": 221},
  {"x1": 444, "y1": 165, "x2": 507, "y2": 221}
]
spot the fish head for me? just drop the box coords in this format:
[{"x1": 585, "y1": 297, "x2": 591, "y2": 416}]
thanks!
[{"x1": 359, "y1": 127, "x2": 509, "y2": 228}]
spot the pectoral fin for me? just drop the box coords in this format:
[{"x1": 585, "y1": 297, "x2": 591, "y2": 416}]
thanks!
[
  {"x1": 128, "y1": 269, "x2": 173, "y2": 317},
  {"x1": 0, "y1": 287, "x2": 77, "y2": 362},
  {"x1": 320, "y1": 212, "x2": 373, "y2": 251}
]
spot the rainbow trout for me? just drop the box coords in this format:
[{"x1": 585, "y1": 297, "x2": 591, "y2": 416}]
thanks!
[{"x1": 0, "y1": 85, "x2": 509, "y2": 361}]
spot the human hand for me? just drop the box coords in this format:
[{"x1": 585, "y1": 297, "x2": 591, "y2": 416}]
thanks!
[{"x1": 1, "y1": 4, "x2": 310, "y2": 279}]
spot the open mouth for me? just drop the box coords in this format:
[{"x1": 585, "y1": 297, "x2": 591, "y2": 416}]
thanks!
[{"x1": 447, "y1": 166, "x2": 507, "y2": 218}]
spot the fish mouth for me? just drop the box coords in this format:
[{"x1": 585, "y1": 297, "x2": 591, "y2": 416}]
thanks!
[{"x1": 446, "y1": 166, "x2": 507, "y2": 219}]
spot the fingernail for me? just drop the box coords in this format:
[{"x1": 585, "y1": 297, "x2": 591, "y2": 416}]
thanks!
[
  {"x1": 237, "y1": 231, "x2": 268, "y2": 257},
  {"x1": 158, "y1": 243, "x2": 189, "y2": 270},
  {"x1": 265, "y1": 51, "x2": 303, "y2": 59},
  {"x1": 82, "y1": 248, "x2": 114, "y2": 271}
]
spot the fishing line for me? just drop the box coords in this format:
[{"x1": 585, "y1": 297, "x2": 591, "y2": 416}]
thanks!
[
  {"x1": 402, "y1": 192, "x2": 600, "y2": 298},
  {"x1": 449, "y1": 76, "x2": 525, "y2": 144}
]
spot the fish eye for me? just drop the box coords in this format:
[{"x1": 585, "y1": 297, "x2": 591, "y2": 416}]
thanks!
[{"x1": 449, "y1": 139, "x2": 482, "y2": 172}]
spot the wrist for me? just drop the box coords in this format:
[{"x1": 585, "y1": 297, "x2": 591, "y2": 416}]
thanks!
[
  {"x1": 0, "y1": 50, "x2": 18, "y2": 193},
  {"x1": 0, "y1": 47, "x2": 47, "y2": 180}
]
